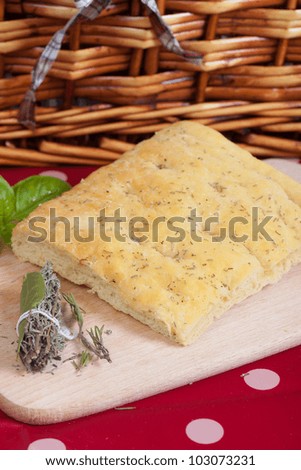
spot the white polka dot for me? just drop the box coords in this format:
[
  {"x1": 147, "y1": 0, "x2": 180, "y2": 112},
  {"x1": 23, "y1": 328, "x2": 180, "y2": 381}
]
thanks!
[
  {"x1": 28, "y1": 438, "x2": 66, "y2": 450},
  {"x1": 243, "y1": 368, "x2": 280, "y2": 390},
  {"x1": 186, "y1": 418, "x2": 224, "y2": 444},
  {"x1": 39, "y1": 170, "x2": 68, "y2": 181}
]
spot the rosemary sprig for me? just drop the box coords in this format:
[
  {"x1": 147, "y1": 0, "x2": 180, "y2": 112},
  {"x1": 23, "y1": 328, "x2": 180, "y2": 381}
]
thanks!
[
  {"x1": 83, "y1": 326, "x2": 111, "y2": 363},
  {"x1": 72, "y1": 350, "x2": 93, "y2": 371},
  {"x1": 63, "y1": 292, "x2": 112, "y2": 366},
  {"x1": 62, "y1": 292, "x2": 84, "y2": 330}
]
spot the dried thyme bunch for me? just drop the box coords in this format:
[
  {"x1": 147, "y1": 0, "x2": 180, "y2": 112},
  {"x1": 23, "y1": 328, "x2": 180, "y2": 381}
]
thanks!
[
  {"x1": 17, "y1": 262, "x2": 66, "y2": 372},
  {"x1": 16, "y1": 263, "x2": 111, "y2": 373}
]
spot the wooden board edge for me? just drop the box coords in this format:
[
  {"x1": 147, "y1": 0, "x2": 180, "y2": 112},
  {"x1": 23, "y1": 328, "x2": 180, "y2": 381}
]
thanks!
[{"x1": 2, "y1": 338, "x2": 300, "y2": 425}]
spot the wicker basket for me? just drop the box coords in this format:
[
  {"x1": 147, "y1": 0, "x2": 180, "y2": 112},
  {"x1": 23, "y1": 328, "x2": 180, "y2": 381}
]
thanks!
[{"x1": 0, "y1": 0, "x2": 301, "y2": 166}]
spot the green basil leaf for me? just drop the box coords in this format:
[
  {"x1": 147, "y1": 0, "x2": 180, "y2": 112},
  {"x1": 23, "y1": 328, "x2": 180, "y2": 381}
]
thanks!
[
  {"x1": 17, "y1": 317, "x2": 29, "y2": 354},
  {"x1": 0, "y1": 223, "x2": 16, "y2": 244},
  {"x1": 0, "y1": 176, "x2": 15, "y2": 246},
  {"x1": 17, "y1": 271, "x2": 46, "y2": 353},
  {"x1": 1, "y1": 175, "x2": 70, "y2": 246},
  {"x1": 0, "y1": 175, "x2": 15, "y2": 228},
  {"x1": 13, "y1": 175, "x2": 70, "y2": 221},
  {"x1": 20, "y1": 271, "x2": 46, "y2": 314}
]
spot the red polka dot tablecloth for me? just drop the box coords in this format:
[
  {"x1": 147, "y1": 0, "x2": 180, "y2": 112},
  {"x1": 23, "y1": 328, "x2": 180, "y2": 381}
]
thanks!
[{"x1": 0, "y1": 162, "x2": 301, "y2": 450}]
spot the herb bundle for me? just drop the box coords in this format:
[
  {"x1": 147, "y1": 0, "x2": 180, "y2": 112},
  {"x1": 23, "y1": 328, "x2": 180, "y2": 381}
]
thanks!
[
  {"x1": 17, "y1": 262, "x2": 66, "y2": 372},
  {"x1": 17, "y1": 263, "x2": 111, "y2": 373}
]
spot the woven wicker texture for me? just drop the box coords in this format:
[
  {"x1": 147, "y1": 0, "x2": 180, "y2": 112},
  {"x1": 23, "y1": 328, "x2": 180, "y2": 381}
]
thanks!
[{"x1": 0, "y1": 0, "x2": 301, "y2": 166}]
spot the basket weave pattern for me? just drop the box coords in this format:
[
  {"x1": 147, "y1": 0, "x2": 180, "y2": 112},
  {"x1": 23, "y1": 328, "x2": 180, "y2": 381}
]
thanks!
[{"x1": 1, "y1": 0, "x2": 301, "y2": 166}]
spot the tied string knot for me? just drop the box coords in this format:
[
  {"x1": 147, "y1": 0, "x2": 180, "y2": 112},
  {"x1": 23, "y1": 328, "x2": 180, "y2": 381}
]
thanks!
[{"x1": 16, "y1": 308, "x2": 78, "y2": 341}]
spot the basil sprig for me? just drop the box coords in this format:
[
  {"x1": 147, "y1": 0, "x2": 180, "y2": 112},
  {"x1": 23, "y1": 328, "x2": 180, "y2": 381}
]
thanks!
[
  {"x1": 17, "y1": 271, "x2": 46, "y2": 353},
  {"x1": 20, "y1": 271, "x2": 46, "y2": 315},
  {"x1": 0, "y1": 175, "x2": 70, "y2": 245}
]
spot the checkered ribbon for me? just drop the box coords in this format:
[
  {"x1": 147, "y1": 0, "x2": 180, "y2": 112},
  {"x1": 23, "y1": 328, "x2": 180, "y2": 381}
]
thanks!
[
  {"x1": 18, "y1": 0, "x2": 203, "y2": 129},
  {"x1": 18, "y1": 0, "x2": 111, "y2": 129},
  {"x1": 141, "y1": 0, "x2": 202, "y2": 65}
]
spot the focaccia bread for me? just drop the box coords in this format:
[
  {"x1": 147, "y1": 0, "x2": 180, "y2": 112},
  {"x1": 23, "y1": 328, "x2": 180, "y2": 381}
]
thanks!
[{"x1": 12, "y1": 122, "x2": 301, "y2": 345}]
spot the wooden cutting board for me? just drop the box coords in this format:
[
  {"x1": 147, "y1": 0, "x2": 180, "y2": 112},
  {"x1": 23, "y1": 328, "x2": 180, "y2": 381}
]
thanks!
[{"x1": 0, "y1": 247, "x2": 300, "y2": 425}]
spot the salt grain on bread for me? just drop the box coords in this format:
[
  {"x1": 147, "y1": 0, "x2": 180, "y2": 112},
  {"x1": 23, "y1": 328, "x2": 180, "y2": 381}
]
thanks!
[{"x1": 12, "y1": 122, "x2": 301, "y2": 345}]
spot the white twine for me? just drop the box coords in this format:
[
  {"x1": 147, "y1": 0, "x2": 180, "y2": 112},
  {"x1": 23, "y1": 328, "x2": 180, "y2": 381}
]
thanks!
[{"x1": 16, "y1": 308, "x2": 78, "y2": 340}]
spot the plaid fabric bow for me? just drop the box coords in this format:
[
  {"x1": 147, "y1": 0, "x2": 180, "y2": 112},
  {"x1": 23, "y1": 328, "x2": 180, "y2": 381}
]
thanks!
[{"x1": 18, "y1": 0, "x2": 202, "y2": 129}]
